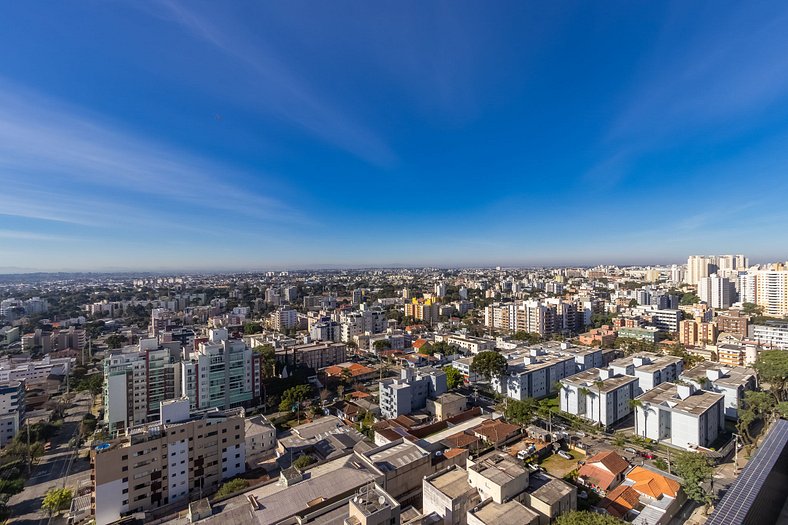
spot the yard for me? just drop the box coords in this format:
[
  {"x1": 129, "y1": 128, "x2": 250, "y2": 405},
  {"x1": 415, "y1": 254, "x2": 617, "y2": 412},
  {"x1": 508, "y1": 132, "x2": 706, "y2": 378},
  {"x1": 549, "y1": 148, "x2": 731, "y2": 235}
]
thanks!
[{"x1": 539, "y1": 449, "x2": 585, "y2": 478}]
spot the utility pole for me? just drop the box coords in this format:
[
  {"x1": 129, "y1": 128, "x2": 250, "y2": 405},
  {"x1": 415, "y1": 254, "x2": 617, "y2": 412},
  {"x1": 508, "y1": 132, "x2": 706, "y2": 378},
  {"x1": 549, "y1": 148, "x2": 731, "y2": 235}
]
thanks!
[{"x1": 732, "y1": 433, "x2": 739, "y2": 475}]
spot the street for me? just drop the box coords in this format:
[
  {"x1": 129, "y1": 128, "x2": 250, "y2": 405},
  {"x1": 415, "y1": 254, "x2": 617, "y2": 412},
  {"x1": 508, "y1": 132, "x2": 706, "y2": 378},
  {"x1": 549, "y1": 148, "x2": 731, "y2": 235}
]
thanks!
[{"x1": 7, "y1": 392, "x2": 93, "y2": 525}]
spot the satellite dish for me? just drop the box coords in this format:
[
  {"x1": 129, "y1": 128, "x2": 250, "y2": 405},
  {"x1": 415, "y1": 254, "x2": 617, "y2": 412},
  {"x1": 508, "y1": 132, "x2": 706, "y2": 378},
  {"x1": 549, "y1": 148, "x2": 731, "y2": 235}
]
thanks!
[{"x1": 378, "y1": 496, "x2": 386, "y2": 505}]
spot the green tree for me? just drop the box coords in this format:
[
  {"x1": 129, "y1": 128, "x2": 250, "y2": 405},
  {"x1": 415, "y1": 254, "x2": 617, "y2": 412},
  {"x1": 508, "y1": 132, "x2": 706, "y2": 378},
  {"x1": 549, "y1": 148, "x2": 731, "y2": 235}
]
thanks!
[
  {"x1": 293, "y1": 454, "x2": 315, "y2": 469},
  {"x1": 504, "y1": 398, "x2": 537, "y2": 425},
  {"x1": 555, "y1": 510, "x2": 624, "y2": 525},
  {"x1": 243, "y1": 322, "x2": 263, "y2": 335},
  {"x1": 254, "y1": 344, "x2": 277, "y2": 378},
  {"x1": 373, "y1": 339, "x2": 391, "y2": 351},
  {"x1": 445, "y1": 366, "x2": 464, "y2": 389},
  {"x1": 470, "y1": 351, "x2": 508, "y2": 382},
  {"x1": 42, "y1": 487, "x2": 73, "y2": 515},
  {"x1": 512, "y1": 331, "x2": 542, "y2": 344},
  {"x1": 105, "y1": 334, "x2": 127, "y2": 349},
  {"x1": 279, "y1": 384, "x2": 312, "y2": 413},
  {"x1": 680, "y1": 293, "x2": 700, "y2": 306},
  {"x1": 741, "y1": 302, "x2": 763, "y2": 316},
  {"x1": 673, "y1": 451, "x2": 713, "y2": 506},
  {"x1": 754, "y1": 351, "x2": 788, "y2": 402},
  {"x1": 594, "y1": 379, "x2": 605, "y2": 428},
  {"x1": 216, "y1": 478, "x2": 249, "y2": 498}
]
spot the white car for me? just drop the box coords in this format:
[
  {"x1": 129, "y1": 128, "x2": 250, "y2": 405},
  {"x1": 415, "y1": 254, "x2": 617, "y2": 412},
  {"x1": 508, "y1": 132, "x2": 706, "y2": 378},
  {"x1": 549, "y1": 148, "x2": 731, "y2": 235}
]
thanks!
[{"x1": 558, "y1": 450, "x2": 573, "y2": 460}]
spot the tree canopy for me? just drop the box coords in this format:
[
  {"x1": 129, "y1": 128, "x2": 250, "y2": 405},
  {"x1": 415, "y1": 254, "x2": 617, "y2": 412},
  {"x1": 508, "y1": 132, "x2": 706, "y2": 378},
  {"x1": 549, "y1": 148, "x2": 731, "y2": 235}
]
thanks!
[
  {"x1": 754, "y1": 350, "x2": 788, "y2": 402},
  {"x1": 42, "y1": 487, "x2": 73, "y2": 515},
  {"x1": 504, "y1": 398, "x2": 538, "y2": 425},
  {"x1": 216, "y1": 478, "x2": 249, "y2": 498},
  {"x1": 445, "y1": 366, "x2": 464, "y2": 390},
  {"x1": 673, "y1": 451, "x2": 713, "y2": 505},
  {"x1": 279, "y1": 384, "x2": 312, "y2": 412},
  {"x1": 470, "y1": 351, "x2": 507, "y2": 381}
]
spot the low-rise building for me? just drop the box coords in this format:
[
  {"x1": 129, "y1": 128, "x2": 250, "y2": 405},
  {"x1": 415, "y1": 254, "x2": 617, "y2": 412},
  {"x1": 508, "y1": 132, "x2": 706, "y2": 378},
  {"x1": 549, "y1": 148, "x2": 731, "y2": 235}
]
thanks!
[
  {"x1": 379, "y1": 367, "x2": 447, "y2": 419},
  {"x1": 276, "y1": 341, "x2": 347, "y2": 370},
  {"x1": 0, "y1": 380, "x2": 25, "y2": 448},
  {"x1": 634, "y1": 382, "x2": 725, "y2": 450},
  {"x1": 493, "y1": 348, "x2": 576, "y2": 401},
  {"x1": 426, "y1": 393, "x2": 468, "y2": 421},
  {"x1": 609, "y1": 353, "x2": 683, "y2": 393},
  {"x1": 577, "y1": 450, "x2": 630, "y2": 494},
  {"x1": 423, "y1": 465, "x2": 481, "y2": 525},
  {"x1": 680, "y1": 363, "x2": 755, "y2": 419},
  {"x1": 244, "y1": 414, "x2": 276, "y2": 467},
  {"x1": 748, "y1": 321, "x2": 788, "y2": 349},
  {"x1": 560, "y1": 368, "x2": 638, "y2": 427},
  {"x1": 617, "y1": 326, "x2": 664, "y2": 343}
]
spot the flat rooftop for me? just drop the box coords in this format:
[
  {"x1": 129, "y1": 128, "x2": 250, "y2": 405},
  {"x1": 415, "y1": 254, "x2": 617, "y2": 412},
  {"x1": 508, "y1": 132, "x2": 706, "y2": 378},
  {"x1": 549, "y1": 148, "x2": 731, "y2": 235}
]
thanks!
[
  {"x1": 562, "y1": 368, "x2": 638, "y2": 392},
  {"x1": 527, "y1": 471, "x2": 575, "y2": 504},
  {"x1": 470, "y1": 452, "x2": 528, "y2": 485},
  {"x1": 470, "y1": 499, "x2": 539, "y2": 524},
  {"x1": 637, "y1": 383, "x2": 724, "y2": 415},
  {"x1": 367, "y1": 441, "x2": 427, "y2": 472},
  {"x1": 426, "y1": 466, "x2": 474, "y2": 499}
]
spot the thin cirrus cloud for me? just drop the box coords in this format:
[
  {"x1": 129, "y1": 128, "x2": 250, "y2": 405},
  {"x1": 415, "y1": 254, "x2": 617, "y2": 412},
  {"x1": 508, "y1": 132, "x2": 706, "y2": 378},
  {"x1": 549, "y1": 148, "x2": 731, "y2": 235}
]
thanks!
[
  {"x1": 148, "y1": 0, "x2": 397, "y2": 168},
  {"x1": 0, "y1": 82, "x2": 308, "y2": 230}
]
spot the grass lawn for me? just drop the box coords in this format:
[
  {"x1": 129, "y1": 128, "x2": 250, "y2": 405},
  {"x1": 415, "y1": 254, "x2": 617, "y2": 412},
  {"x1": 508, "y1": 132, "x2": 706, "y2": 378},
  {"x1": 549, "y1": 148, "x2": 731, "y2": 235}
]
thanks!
[{"x1": 540, "y1": 449, "x2": 585, "y2": 478}]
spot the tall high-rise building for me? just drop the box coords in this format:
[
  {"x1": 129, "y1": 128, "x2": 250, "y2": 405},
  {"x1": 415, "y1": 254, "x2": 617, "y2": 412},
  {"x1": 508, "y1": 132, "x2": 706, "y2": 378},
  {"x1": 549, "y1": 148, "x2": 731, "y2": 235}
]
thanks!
[
  {"x1": 434, "y1": 282, "x2": 447, "y2": 298},
  {"x1": 686, "y1": 256, "x2": 718, "y2": 285},
  {"x1": 754, "y1": 270, "x2": 788, "y2": 317},
  {"x1": 181, "y1": 329, "x2": 256, "y2": 411},
  {"x1": 698, "y1": 274, "x2": 734, "y2": 309},
  {"x1": 104, "y1": 338, "x2": 182, "y2": 435}
]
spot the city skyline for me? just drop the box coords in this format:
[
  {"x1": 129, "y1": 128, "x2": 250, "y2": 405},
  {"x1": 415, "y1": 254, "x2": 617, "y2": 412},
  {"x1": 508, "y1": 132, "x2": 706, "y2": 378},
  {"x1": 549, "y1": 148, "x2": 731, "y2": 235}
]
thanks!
[{"x1": 2, "y1": 2, "x2": 788, "y2": 271}]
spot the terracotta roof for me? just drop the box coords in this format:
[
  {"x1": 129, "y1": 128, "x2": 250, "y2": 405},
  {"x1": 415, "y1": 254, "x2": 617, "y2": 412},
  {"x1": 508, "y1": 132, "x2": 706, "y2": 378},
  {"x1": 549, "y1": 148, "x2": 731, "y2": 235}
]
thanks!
[
  {"x1": 599, "y1": 485, "x2": 641, "y2": 518},
  {"x1": 350, "y1": 391, "x2": 371, "y2": 399},
  {"x1": 443, "y1": 448, "x2": 467, "y2": 459},
  {"x1": 578, "y1": 464, "x2": 618, "y2": 491},
  {"x1": 472, "y1": 419, "x2": 520, "y2": 444},
  {"x1": 441, "y1": 431, "x2": 480, "y2": 448},
  {"x1": 586, "y1": 450, "x2": 630, "y2": 476},
  {"x1": 412, "y1": 339, "x2": 429, "y2": 349},
  {"x1": 627, "y1": 466, "x2": 680, "y2": 499}
]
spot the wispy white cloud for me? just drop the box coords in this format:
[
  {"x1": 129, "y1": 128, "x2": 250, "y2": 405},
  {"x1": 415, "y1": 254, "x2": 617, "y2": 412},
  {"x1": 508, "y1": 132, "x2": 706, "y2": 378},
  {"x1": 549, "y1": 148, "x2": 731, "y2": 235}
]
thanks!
[
  {"x1": 0, "y1": 81, "x2": 311, "y2": 229},
  {"x1": 149, "y1": 0, "x2": 396, "y2": 167},
  {"x1": 0, "y1": 230, "x2": 74, "y2": 242}
]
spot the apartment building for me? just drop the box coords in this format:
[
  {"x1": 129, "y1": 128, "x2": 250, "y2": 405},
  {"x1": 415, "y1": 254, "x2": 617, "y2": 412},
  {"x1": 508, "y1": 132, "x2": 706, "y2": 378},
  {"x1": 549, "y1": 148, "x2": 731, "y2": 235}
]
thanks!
[
  {"x1": 438, "y1": 334, "x2": 495, "y2": 355},
  {"x1": 104, "y1": 338, "x2": 182, "y2": 435},
  {"x1": 379, "y1": 367, "x2": 447, "y2": 419},
  {"x1": 716, "y1": 311, "x2": 749, "y2": 338},
  {"x1": 270, "y1": 306, "x2": 298, "y2": 331},
  {"x1": 749, "y1": 321, "x2": 788, "y2": 349},
  {"x1": 698, "y1": 275, "x2": 734, "y2": 309},
  {"x1": 275, "y1": 341, "x2": 347, "y2": 370},
  {"x1": 678, "y1": 319, "x2": 718, "y2": 347},
  {"x1": 181, "y1": 329, "x2": 256, "y2": 411},
  {"x1": 680, "y1": 362, "x2": 755, "y2": 419},
  {"x1": 340, "y1": 304, "x2": 387, "y2": 342},
  {"x1": 92, "y1": 398, "x2": 246, "y2": 525},
  {"x1": 0, "y1": 354, "x2": 74, "y2": 383},
  {"x1": 0, "y1": 381, "x2": 25, "y2": 448},
  {"x1": 754, "y1": 270, "x2": 788, "y2": 317},
  {"x1": 609, "y1": 353, "x2": 683, "y2": 393},
  {"x1": 493, "y1": 348, "x2": 576, "y2": 401},
  {"x1": 634, "y1": 383, "x2": 724, "y2": 450},
  {"x1": 560, "y1": 368, "x2": 639, "y2": 427},
  {"x1": 617, "y1": 326, "x2": 663, "y2": 343},
  {"x1": 405, "y1": 298, "x2": 441, "y2": 323}
]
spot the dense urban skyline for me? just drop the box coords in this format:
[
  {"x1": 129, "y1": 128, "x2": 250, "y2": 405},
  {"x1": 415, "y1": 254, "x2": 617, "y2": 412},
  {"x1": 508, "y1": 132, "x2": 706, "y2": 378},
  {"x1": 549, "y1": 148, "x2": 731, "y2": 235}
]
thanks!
[{"x1": 2, "y1": 2, "x2": 788, "y2": 271}]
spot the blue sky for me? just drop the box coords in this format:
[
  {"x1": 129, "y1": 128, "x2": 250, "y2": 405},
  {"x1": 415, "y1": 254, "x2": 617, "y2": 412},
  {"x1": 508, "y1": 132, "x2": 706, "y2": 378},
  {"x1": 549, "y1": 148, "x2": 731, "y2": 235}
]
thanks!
[{"x1": 2, "y1": 1, "x2": 788, "y2": 271}]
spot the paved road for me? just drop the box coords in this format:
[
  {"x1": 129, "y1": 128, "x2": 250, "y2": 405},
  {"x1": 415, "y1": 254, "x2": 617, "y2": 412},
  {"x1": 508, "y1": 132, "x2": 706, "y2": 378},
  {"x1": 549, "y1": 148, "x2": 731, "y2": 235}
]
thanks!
[{"x1": 8, "y1": 392, "x2": 93, "y2": 525}]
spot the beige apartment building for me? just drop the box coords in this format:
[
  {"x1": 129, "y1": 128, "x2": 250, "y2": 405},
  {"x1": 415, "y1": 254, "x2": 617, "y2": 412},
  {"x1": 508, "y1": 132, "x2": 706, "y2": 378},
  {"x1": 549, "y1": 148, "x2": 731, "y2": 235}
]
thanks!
[{"x1": 91, "y1": 398, "x2": 246, "y2": 525}]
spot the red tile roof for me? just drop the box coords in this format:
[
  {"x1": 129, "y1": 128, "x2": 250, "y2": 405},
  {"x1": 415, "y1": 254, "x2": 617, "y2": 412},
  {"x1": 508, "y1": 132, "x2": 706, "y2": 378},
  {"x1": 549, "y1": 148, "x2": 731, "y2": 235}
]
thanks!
[
  {"x1": 586, "y1": 450, "x2": 630, "y2": 475},
  {"x1": 599, "y1": 485, "x2": 641, "y2": 518},
  {"x1": 627, "y1": 466, "x2": 680, "y2": 499}
]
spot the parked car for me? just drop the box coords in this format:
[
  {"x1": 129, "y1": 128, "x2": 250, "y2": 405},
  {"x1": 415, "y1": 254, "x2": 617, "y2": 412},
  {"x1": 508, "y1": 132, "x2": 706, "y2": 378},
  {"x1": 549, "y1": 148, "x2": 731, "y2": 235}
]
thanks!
[
  {"x1": 576, "y1": 431, "x2": 586, "y2": 437},
  {"x1": 558, "y1": 450, "x2": 573, "y2": 460},
  {"x1": 624, "y1": 447, "x2": 637, "y2": 454},
  {"x1": 641, "y1": 452, "x2": 654, "y2": 459}
]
